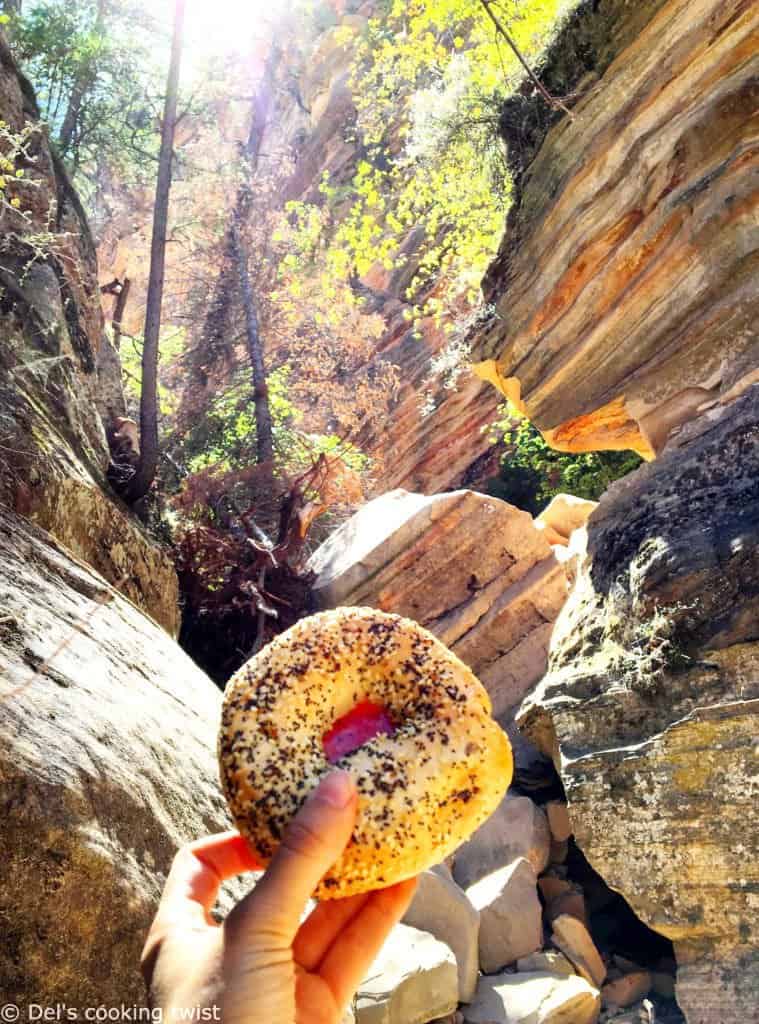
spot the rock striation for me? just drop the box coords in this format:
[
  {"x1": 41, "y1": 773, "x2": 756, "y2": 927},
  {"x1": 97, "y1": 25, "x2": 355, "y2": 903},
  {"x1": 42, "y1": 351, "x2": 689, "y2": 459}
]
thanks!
[
  {"x1": 0, "y1": 36, "x2": 178, "y2": 633},
  {"x1": 308, "y1": 488, "x2": 570, "y2": 724},
  {"x1": 518, "y1": 388, "x2": 759, "y2": 1022},
  {"x1": 472, "y1": 0, "x2": 759, "y2": 460},
  {"x1": 281, "y1": 6, "x2": 501, "y2": 493},
  {"x1": 0, "y1": 509, "x2": 243, "y2": 1007}
]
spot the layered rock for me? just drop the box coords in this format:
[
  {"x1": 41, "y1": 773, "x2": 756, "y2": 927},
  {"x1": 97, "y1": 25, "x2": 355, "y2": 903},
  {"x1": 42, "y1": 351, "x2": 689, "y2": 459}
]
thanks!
[
  {"x1": 0, "y1": 509, "x2": 244, "y2": 1006},
  {"x1": 281, "y1": 5, "x2": 501, "y2": 493},
  {"x1": 0, "y1": 36, "x2": 178, "y2": 633},
  {"x1": 307, "y1": 488, "x2": 570, "y2": 722},
  {"x1": 518, "y1": 388, "x2": 759, "y2": 1022},
  {"x1": 472, "y1": 0, "x2": 759, "y2": 459}
]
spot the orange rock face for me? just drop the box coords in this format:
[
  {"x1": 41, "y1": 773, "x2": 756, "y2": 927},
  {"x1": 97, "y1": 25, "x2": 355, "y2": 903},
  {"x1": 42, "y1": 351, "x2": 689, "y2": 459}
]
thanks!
[{"x1": 472, "y1": 0, "x2": 759, "y2": 459}]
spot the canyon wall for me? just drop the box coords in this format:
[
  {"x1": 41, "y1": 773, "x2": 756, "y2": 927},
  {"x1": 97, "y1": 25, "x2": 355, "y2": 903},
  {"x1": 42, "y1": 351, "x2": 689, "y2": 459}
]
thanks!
[
  {"x1": 472, "y1": 0, "x2": 758, "y2": 459},
  {"x1": 283, "y1": 5, "x2": 501, "y2": 492},
  {"x1": 471, "y1": 1, "x2": 759, "y2": 1020},
  {"x1": 518, "y1": 391, "x2": 759, "y2": 1022},
  {"x1": 0, "y1": 35, "x2": 179, "y2": 633}
]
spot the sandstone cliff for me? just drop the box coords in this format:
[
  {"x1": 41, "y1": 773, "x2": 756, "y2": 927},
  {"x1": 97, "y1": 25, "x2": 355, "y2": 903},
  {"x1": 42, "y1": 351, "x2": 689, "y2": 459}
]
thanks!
[
  {"x1": 0, "y1": 35, "x2": 179, "y2": 633},
  {"x1": 0, "y1": 509, "x2": 245, "y2": 1006},
  {"x1": 518, "y1": 389, "x2": 759, "y2": 1022},
  {"x1": 471, "y1": 0, "x2": 758, "y2": 460},
  {"x1": 283, "y1": 7, "x2": 501, "y2": 493},
  {"x1": 468, "y1": 2, "x2": 759, "y2": 1020}
]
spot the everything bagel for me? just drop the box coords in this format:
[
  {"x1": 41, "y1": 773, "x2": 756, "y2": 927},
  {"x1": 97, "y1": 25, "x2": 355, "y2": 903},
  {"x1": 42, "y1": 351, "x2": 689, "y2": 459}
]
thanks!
[{"x1": 218, "y1": 607, "x2": 513, "y2": 898}]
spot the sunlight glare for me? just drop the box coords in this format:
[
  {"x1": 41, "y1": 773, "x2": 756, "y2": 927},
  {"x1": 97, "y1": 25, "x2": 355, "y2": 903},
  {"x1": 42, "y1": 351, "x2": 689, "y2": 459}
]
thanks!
[{"x1": 154, "y1": 0, "x2": 286, "y2": 71}]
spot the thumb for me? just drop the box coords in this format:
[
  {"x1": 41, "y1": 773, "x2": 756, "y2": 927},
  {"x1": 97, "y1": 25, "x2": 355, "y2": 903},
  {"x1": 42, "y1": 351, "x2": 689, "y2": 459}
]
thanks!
[{"x1": 226, "y1": 770, "x2": 357, "y2": 946}]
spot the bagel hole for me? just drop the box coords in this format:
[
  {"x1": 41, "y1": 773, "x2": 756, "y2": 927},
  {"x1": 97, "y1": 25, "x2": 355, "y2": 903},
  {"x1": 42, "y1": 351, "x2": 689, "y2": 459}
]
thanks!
[{"x1": 323, "y1": 700, "x2": 395, "y2": 762}]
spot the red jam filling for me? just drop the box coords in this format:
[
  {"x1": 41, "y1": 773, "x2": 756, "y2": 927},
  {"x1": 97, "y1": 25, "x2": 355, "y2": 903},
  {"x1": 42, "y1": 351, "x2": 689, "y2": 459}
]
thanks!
[{"x1": 323, "y1": 700, "x2": 395, "y2": 763}]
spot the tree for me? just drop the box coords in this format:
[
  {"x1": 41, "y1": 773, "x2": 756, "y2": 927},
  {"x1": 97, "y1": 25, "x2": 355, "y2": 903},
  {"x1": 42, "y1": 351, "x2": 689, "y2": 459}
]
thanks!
[
  {"x1": 221, "y1": 44, "x2": 279, "y2": 468},
  {"x1": 126, "y1": 0, "x2": 185, "y2": 503},
  {"x1": 485, "y1": 404, "x2": 642, "y2": 514},
  {"x1": 8, "y1": 0, "x2": 162, "y2": 199}
]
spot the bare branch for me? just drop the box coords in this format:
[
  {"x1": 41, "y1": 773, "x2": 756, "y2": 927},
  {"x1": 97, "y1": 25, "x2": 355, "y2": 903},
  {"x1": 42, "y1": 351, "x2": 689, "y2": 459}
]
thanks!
[{"x1": 479, "y1": 0, "x2": 574, "y2": 120}]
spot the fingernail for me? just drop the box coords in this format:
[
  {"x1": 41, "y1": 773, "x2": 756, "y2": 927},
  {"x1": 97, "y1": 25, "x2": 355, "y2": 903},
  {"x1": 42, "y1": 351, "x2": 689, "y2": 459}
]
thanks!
[{"x1": 317, "y1": 770, "x2": 355, "y2": 809}]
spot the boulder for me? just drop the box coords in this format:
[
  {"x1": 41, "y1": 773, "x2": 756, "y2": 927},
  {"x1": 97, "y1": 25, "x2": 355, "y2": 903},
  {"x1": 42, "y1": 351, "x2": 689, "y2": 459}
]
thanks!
[
  {"x1": 518, "y1": 389, "x2": 759, "y2": 1021},
  {"x1": 464, "y1": 970, "x2": 600, "y2": 1024},
  {"x1": 516, "y1": 951, "x2": 575, "y2": 978},
  {"x1": 535, "y1": 495, "x2": 597, "y2": 548},
  {"x1": 452, "y1": 794, "x2": 551, "y2": 889},
  {"x1": 355, "y1": 923, "x2": 458, "y2": 1024},
  {"x1": 545, "y1": 802, "x2": 572, "y2": 843},
  {"x1": 0, "y1": 510, "x2": 244, "y2": 1007},
  {"x1": 403, "y1": 865, "x2": 480, "y2": 1002},
  {"x1": 308, "y1": 488, "x2": 570, "y2": 721},
  {"x1": 472, "y1": 0, "x2": 759, "y2": 459},
  {"x1": 544, "y1": 889, "x2": 588, "y2": 928},
  {"x1": 551, "y1": 916, "x2": 606, "y2": 989},
  {"x1": 467, "y1": 858, "x2": 542, "y2": 973}
]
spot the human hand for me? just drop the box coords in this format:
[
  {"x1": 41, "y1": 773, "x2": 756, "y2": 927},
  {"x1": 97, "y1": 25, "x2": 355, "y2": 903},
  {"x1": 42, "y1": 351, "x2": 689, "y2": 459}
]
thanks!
[{"x1": 141, "y1": 771, "x2": 417, "y2": 1024}]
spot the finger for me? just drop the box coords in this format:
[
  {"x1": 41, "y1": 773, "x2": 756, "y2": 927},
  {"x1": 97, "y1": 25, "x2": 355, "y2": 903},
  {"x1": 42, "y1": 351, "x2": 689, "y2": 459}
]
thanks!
[
  {"x1": 159, "y1": 831, "x2": 262, "y2": 926},
  {"x1": 293, "y1": 892, "x2": 370, "y2": 971},
  {"x1": 226, "y1": 770, "x2": 357, "y2": 945},
  {"x1": 318, "y1": 877, "x2": 418, "y2": 1010}
]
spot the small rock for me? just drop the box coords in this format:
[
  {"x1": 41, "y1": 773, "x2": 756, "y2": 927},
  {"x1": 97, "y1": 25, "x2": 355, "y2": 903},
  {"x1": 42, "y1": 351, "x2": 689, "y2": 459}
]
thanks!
[
  {"x1": 538, "y1": 876, "x2": 573, "y2": 904},
  {"x1": 464, "y1": 970, "x2": 601, "y2": 1024},
  {"x1": 551, "y1": 915, "x2": 606, "y2": 988},
  {"x1": 355, "y1": 923, "x2": 458, "y2": 1024},
  {"x1": 651, "y1": 970, "x2": 676, "y2": 998},
  {"x1": 545, "y1": 889, "x2": 589, "y2": 927},
  {"x1": 549, "y1": 839, "x2": 569, "y2": 865},
  {"x1": 546, "y1": 801, "x2": 572, "y2": 842},
  {"x1": 453, "y1": 794, "x2": 551, "y2": 888},
  {"x1": 404, "y1": 864, "x2": 480, "y2": 1002},
  {"x1": 517, "y1": 950, "x2": 576, "y2": 977},
  {"x1": 535, "y1": 494, "x2": 598, "y2": 547},
  {"x1": 602, "y1": 972, "x2": 652, "y2": 1009},
  {"x1": 467, "y1": 858, "x2": 542, "y2": 973}
]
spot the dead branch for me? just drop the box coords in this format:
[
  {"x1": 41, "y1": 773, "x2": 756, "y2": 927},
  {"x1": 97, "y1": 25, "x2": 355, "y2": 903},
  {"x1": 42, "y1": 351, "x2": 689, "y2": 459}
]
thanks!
[{"x1": 479, "y1": 0, "x2": 574, "y2": 119}]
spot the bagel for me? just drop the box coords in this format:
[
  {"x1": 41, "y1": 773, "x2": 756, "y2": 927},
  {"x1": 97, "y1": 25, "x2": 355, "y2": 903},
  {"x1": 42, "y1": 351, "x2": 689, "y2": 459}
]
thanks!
[{"x1": 218, "y1": 607, "x2": 513, "y2": 898}]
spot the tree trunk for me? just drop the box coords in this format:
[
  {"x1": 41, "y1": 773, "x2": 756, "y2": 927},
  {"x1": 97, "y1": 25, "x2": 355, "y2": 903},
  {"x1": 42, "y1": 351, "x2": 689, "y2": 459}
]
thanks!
[
  {"x1": 58, "y1": 0, "x2": 107, "y2": 158},
  {"x1": 197, "y1": 44, "x2": 278, "y2": 357},
  {"x1": 231, "y1": 219, "x2": 273, "y2": 465},
  {"x1": 126, "y1": 0, "x2": 185, "y2": 503}
]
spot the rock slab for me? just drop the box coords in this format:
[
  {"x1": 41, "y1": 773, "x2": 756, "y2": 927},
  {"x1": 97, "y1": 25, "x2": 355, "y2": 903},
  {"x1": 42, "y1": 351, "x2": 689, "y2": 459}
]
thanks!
[
  {"x1": 308, "y1": 488, "x2": 569, "y2": 722},
  {"x1": 0, "y1": 510, "x2": 241, "y2": 1006},
  {"x1": 403, "y1": 865, "x2": 480, "y2": 1003},
  {"x1": 519, "y1": 389, "x2": 759, "y2": 1021},
  {"x1": 355, "y1": 923, "x2": 458, "y2": 1024},
  {"x1": 467, "y1": 858, "x2": 542, "y2": 973},
  {"x1": 464, "y1": 970, "x2": 600, "y2": 1024},
  {"x1": 0, "y1": 37, "x2": 178, "y2": 633}
]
